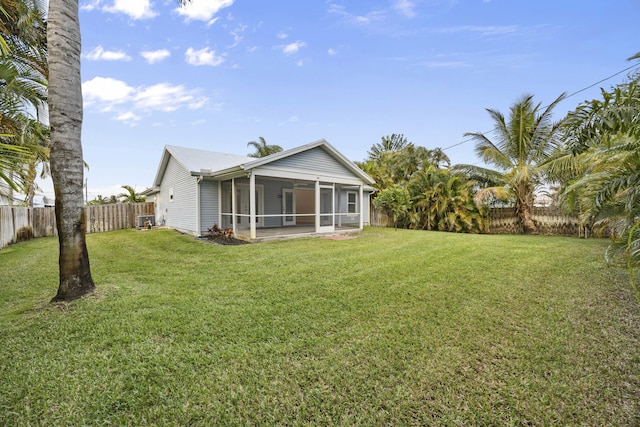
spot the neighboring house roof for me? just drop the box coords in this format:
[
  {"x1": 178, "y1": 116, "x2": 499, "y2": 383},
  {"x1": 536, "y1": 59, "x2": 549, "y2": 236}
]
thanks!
[{"x1": 147, "y1": 139, "x2": 375, "y2": 191}]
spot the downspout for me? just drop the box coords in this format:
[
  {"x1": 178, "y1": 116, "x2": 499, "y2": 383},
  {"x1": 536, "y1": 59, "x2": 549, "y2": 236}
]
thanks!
[
  {"x1": 196, "y1": 175, "x2": 203, "y2": 236},
  {"x1": 217, "y1": 181, "x2": 222, "y2": 228},
  {"x1": 249, "y1": 172, "x2": 256, "y2": 240},
  {"x1": 315, "y1": 180, "x2": 320, "y2": 232},
  {"x1": 231, "y1": 178, "x2": 237, "y2": 235},
  {"x1": 359, "y1": 184, "x2": 364, "y2": 229}
]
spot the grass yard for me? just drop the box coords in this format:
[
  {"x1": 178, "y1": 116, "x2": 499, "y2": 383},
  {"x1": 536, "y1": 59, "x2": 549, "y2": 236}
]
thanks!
[{"x1": 0, "y1": 227, "x2": 638, "y2": 425}]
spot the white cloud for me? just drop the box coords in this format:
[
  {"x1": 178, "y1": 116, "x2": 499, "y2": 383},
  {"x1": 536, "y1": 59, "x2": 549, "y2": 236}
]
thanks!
[
  {"x1": 277, "y1": 32, "x2": 289, "y2": 39},
  {"x1": 185, "y1": 47, "x2": 226, "y2": 66},
  {"x1": 328, "y1": 3, "x2": 385, "y2": 25},
  {"x1": 82, "y1": 76, "x2": 210, "y2": 122},
  {"x1": 134, "y1": 83, "x2": 207, "y2": 112},
  {"x1": 280, "y1": 41, "x2": 306, "y2": 55},
  {"x1": 83, "y1": 77, "x2": 134, "y2": 108},
  {"x1": 436, "y1": 25, "x2": 518, "y2": 36},
  {"x1": 328, "y1": 48, "x2": 338, "y2": 56},
  {"x1": 103, "y1": 0, "x2": 157, "y2": 20},
  {"x1": 228, "y1": 24, "x2": 248, "y2": 48},
  {"x1": 84, "y1": 45, "x2": 132, "y2": 61},
  {"x1": 115, "y1": 111, "x2": 142, "y2": 125},
  {"x1": 423, "y1": 61, "x2": 470, "y2": 69},
  {"x1": 393, "y1": 0, "x2": 416, "y2": 17},
  {"x1": 175, "y1": 0, "x2": 234, "y2": 24},
  {"x1": 80, "y1": 0, "x2": 102, "y2": 12},
  {"x1": 140, "y1": 49, "x2": 171, "y2": 64},
  {"x1": 278, "y1": 116, "x2": 299, "y2": 126}
]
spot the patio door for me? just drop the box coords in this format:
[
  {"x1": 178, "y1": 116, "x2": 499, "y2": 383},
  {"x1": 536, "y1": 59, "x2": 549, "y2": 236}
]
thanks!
[
  {"x1": 282, "y1": 189, "x2": 296, "y2": 226},
  {"x1": 236, "y1": 184, "x2": 264, "y2": 227},
  {"x1": 318, "y1": 185, "x2": 334, "y2": 233}
]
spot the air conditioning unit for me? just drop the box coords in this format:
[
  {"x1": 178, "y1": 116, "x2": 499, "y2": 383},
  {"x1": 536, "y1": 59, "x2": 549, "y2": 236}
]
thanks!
[{"x1": 137, "y1": 215, "x2": 155, "y2": 228}]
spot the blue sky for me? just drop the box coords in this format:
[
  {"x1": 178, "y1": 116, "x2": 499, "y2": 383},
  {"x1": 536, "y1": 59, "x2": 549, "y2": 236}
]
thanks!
[{"x1": 39, "y1": 0, "x2": 640, "y2": 200}]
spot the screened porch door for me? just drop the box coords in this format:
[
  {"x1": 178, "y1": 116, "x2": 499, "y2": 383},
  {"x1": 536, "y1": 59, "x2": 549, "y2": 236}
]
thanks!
[
  {"x1": 318, "y1": 185, "x2": 334, "y2": 233},
  {"x1": 236, "y1": 184, "x2": 264, "y2": 227},
  {"x1": 282, "y1": 189, "x2": 296, "y2": 226}
]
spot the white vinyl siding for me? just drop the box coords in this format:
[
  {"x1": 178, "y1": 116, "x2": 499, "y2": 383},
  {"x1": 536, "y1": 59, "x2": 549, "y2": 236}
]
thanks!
[
  {"x1": 263, "y1": 147, "x2": 355, "y2": 179},
  {"x1": 363, "y1": 191, "x2": 371, "y2": 225},
  {"x1": 158, "y1": 156, "x2": 198, "y2": 234},
  {"x1": 199, "y1": 179, "x2": 218, "y2": 234}
]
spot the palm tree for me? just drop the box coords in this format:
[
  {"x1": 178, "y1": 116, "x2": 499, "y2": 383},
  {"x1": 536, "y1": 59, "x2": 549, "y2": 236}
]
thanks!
[
  {"x1": 408, "y1": 167, "x2": 486, "y2": 233},
  {"x1": 455, "y1": 93, "x2": 566, "y2": 234},
  {"x1": 366, "y1": 133, "x2": 409, "y2": 161},
  {"x1": 247, "y1": 136, "x2": 282, "y2": 158},
  {"x1": 0, "y1": 0, "x2": 48, "y2": 201},
  {"x1": 47, "y1": 0, "x2": 95, "y2": 301},
  {"x1": 559, "y1": 64, "x2": 640, "y2": 277},
  {"x1": 47, "y1": 0, "x2": 192, "y2": 302},
  {"x1": 118, "y1": 185, "x2": 145, "y2": 203},
  {"x1": 87, "y1": 194, "x2": 109, "y2": 205}
]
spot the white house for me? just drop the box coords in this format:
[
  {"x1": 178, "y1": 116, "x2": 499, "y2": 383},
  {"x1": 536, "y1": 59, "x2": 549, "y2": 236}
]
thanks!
[{"x1": 143, "y1": 139, "x2": 376, "y2": 241}]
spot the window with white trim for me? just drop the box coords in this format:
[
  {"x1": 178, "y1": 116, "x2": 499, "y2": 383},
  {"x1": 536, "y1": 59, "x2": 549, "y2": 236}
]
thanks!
[{"x1": 347, "y1": 191, "x2": 357, "y2": 213}]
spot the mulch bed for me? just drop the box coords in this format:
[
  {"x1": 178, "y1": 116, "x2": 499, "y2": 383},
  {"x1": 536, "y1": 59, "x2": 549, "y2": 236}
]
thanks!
[{"x1": 202, "y1": 236, "x2": 249, "y2": 246}]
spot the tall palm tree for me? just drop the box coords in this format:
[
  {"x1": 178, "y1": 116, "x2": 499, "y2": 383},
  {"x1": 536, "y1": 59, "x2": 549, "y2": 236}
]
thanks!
[
  {"x1": 47, "y1": 0, "x2": 95, "y2": 301},
  {"x1": 366, "y1": 133, "x2": 409, "y2": 161},
  {"x1": 247, "y1": 136, "x2": 283, "y2": 158},
  {"x1": 118, "y1": 185, "x2": 145, "y2": 203},
  {"x1": 47, "y1": 0, "x2": 192, "y2": 302},
  {"x1": 455, "y1": 93, "x2": 566, "y2": 234}
]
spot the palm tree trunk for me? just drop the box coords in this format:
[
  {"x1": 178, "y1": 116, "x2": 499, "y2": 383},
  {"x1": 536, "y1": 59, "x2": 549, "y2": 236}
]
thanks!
[
  {"x1": 48, "y1": 0, "x2": 95, "y2": 301},
  {"x1": 516, "y1": 198, "x2": 537, "y2": 234}
]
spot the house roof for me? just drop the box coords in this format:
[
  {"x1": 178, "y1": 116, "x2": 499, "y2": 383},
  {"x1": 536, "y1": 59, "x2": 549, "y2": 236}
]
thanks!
[
  {"x1": 206, "y1": 139, "x2": 375, "y2": 184},
  {"x1": 150, "y1": 145, "x2": 253, "y2": 188},
  {"x1": 148, "y1": 139, "x2": 375, "y2": 189}
]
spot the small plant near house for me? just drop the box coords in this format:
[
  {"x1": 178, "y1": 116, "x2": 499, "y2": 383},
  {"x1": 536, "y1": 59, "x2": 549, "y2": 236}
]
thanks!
[
  {"x1": 207, "y1": 224, "x2": 234, "y2": 240},
  {"x1": 205, "y1": 224, "x2": 246, "y2": 245}
]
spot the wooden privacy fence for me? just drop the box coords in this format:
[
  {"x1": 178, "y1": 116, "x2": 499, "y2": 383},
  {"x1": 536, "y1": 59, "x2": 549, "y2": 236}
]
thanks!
[
  {"x1": 370, "y1": 205, "x2": 586, "y2": 237},
  {"x1": 0, "y1": 202, "x2": 154, "y2": 250},
  {"x1": 488, "y1": 207, "x2": 583, "y2": 236}
]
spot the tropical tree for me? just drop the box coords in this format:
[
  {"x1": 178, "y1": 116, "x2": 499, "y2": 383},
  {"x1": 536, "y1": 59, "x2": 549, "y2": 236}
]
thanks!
[
  {"x1": 559, "y1": 61, "x2": 640, "y2": 279},
  {"x1": 118, "y1": 185, "x2": 145, "y2": 203},
  {"x1": 361, "y1": 134, "x2": 483, "y2": 233},
  {"x1": 0, "y1": 0, "x2": 49, "y2": 202},
  {"x1": 47, "y1": 0, "x2": 95, "y2": 301},
  {"x1": 47, "y1": 0, "x2": 192, "y2": 302},
  {"x1": 366, "y1": 133, "x2": 410, "y2": 161},
  {"x1": 408, "y1": 167, "x2": 487, "y2": 233},
  {"x1": 357, "y1": 139, "x2": 451, "y2": 191},
  {"x1": 373, "y1": 185, "x2": 410, "y2": 229},
  {"x1": 87, "y1": 194, "x2": 109, "y2": 205},
  {"x1": 247, "y1": 136, "x2": 282, "y2": 158},
  {"x1": 455, "y1": 93, "x2": 566, "y2": 234}
]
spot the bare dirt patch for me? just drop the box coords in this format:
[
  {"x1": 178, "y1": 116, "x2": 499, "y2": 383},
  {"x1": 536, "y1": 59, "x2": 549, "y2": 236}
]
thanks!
[{"x1": 321, "y1": 234, "x2": 358, "y2": 241}]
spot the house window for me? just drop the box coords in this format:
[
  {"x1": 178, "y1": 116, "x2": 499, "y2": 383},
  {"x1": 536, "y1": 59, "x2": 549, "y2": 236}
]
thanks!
[
  {"x1": 169, "y1": 187, "x2": 174, "y2": 202},
  {"x1": 347, "y1": 191, "x2": 357, "y2": 213}
]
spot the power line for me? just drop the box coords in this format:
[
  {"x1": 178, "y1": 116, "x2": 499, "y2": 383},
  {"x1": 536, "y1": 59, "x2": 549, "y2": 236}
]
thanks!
[
  {"x1": 441, "y1": 61, "x2": 640, "y2": 152},
  {"x1": 564, "y1": 62, "x2": 640, "y2": 100}
]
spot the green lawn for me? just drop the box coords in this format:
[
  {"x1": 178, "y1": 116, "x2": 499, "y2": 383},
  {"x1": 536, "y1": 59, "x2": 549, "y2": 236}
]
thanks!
[{"x1": 1, "y1": 227, "x2": 638, "y2": 425}]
